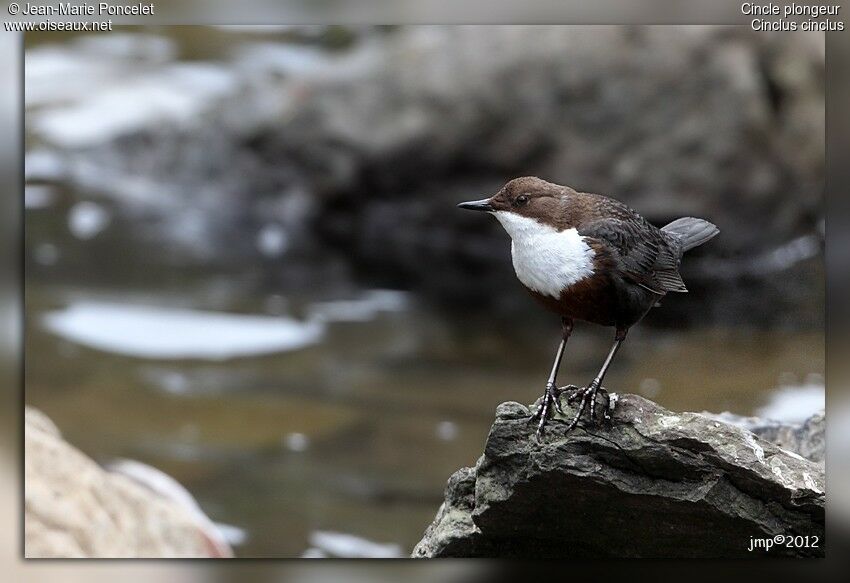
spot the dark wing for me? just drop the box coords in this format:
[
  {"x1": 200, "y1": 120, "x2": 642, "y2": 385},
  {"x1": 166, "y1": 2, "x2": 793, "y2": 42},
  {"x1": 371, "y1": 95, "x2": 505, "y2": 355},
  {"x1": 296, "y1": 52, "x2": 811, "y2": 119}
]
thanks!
[{"x1": 578, "y1": 216, "x2": 687, "y2": 294}]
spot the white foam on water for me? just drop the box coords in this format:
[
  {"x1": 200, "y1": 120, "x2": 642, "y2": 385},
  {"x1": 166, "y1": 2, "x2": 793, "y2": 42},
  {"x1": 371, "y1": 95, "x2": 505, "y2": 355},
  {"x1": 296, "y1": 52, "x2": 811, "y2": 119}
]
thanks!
[
  {"x1": 42, "y1": 301, "x2": 324, "y2": 360},
  {"x1": 435, "y1": 420, "x2": 459, "y2": 442},
  {"x1": 214, "y1": 25, "x2": 326, "y2": 35},
  {"x1": 755, "y1": 383, "x2": 825, "y2": 424},
  {"x1": 68, "y1": 201, "x2": 110, "y2": 239},
  {"x1": 308, "y1": 530, "x2": 403, "y2": 558},
  {"x1": 32, "y1": 62, "x2": 238, "y2": 148},
  {"x1": 307, "y1": 289, "x2": 410, "y2": 323},
  {"x1": 282, "y1": 432, "x2": 310, "y2": 452},
  {"x1": 26, "y1": 34, "x2": 175, "y2": 109},
  {"x1": 213, "y1": 523, "x2": 248, "y2": 547},
  {"x1": 72, "y1": 33, "x2": 175, "y2": 62},
  {"x1": 25, "y1": 149, "x2": 67, "y2": 181},
  {"x1": 256, "y1": 224, "x2": 290, "y2": 257},
  {"x1": 25, "y1": 185, "x2": 57, "y2": 210},
  {"x1": 233, "y1": 42, "x2": 332, "y2": 76},
  {"x1": 25, "y1": 48, "x2": 120, "y2": 107}
]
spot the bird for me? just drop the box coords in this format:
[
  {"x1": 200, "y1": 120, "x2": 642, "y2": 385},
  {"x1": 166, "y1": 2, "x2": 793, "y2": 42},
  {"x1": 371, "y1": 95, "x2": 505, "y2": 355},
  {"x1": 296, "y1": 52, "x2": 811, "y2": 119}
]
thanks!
[{"x1": 458, "y1": 176, "x2": 719, "y2": 439}]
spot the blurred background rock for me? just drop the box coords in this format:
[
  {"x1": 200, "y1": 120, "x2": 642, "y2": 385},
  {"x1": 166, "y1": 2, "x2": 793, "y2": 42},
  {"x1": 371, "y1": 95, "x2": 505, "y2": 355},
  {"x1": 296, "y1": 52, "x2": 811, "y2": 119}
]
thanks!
[{"x1": 23, "y1": 26, "x2": 824, "y2": 557}]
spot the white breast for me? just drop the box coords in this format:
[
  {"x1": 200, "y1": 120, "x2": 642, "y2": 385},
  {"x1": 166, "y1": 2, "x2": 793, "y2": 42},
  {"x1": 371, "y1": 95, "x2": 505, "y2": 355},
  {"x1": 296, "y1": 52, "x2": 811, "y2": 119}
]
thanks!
[{"x1": 492, "y1": 211, "x2": 595, "y2": 298}]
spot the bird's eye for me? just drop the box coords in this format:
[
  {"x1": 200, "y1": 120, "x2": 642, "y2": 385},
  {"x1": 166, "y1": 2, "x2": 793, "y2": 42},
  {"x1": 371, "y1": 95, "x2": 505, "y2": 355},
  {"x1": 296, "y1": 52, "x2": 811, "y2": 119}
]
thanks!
[{"x1": 515, "y1": 194, "x2": 530, "y2": 206}]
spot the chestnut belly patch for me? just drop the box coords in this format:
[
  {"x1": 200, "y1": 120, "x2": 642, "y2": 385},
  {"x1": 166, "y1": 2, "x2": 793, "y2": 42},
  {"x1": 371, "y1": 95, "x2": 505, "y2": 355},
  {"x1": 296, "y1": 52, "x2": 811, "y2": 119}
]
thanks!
[{"x1": 525, "y1": 273, "x2": 619, "y2": 326}]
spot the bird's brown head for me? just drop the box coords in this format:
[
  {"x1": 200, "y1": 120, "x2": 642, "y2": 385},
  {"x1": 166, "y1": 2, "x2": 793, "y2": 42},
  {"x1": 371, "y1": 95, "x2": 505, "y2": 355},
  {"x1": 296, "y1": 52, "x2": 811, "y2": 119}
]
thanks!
[{"x1": 457, "y1": 176, "x2": 578, "y2": 229}]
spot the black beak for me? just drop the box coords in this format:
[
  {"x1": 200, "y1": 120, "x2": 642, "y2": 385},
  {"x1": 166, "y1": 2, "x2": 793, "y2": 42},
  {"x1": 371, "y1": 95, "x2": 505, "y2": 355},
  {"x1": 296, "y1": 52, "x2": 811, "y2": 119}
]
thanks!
[{"x1": 457, "y1": 198, "x2": 494, "y2": 212}]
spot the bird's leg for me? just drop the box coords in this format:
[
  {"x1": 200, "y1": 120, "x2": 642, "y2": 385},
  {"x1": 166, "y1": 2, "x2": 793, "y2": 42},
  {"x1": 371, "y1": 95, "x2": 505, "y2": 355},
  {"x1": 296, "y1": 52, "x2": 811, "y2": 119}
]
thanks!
[
  {"x1": 565, "y1": 327, "x2": 627, "y2": 432},
  {"x1": 530, "y1": 318, "x2": 573, "y2": 440}
]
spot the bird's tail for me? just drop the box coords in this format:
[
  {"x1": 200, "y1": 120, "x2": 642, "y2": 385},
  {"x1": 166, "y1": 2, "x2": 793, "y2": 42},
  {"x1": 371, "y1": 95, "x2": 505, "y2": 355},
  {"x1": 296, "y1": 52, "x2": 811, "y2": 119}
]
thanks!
[{"x1": 662, "y1": 217, "x2": 719, "y2": 252}]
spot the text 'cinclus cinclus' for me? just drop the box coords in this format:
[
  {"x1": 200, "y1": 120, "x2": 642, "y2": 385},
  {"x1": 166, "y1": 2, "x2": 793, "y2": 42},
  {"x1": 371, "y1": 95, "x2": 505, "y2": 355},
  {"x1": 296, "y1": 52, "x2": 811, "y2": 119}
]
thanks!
[{"x1": 459, "y1": 176, "x2": 719, "y2": 439}]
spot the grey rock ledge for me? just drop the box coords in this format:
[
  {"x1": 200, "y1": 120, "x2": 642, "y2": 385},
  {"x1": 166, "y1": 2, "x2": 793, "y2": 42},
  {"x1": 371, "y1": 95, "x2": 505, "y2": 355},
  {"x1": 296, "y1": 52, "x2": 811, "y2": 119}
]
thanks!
[{"x1": 413, "y1": 394, "x2": 824, "y2": 558}]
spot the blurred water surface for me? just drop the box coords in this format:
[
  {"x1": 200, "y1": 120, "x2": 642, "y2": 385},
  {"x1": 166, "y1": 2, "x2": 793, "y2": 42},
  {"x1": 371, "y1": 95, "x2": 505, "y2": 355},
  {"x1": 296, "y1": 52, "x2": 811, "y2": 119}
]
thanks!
[{"x1": 24, "y1": 26, "x2": 824, "y2": 557}]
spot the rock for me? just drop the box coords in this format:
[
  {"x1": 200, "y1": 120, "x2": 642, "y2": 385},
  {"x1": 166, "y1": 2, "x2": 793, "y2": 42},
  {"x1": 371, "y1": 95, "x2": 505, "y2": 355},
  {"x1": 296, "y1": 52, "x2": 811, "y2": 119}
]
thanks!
[
  {"x1": 25, "y1": 406, "x2": 229, "y2": 558},
  {"x1": 703, "y1": 409, "x2": 825, "y2": 464},
  {"x1": 755, "y1": 411, "x2": 825, "y2": 464},
  {"x1": 413, "y1": 395, "x2": 825, "y2": 558},
  {"x1": 412, "y1": 467, "x2": 491, "y2": 557}
]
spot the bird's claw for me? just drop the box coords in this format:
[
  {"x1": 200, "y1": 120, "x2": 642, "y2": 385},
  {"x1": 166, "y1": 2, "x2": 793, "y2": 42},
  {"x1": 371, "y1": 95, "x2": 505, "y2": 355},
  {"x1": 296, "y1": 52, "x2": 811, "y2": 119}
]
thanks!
[
  {"x1": 553, "y1": 389, "x2": 565, "y2": 416},
  {"x1": 530, "y1": 379, "x2": 615, "y2": 440},
  {"x1": 529, "y1": 382, "x2": 573, "y2": 440},
  {"x1": 564, "y1": 379, "x2": 611, "y2": 432}
]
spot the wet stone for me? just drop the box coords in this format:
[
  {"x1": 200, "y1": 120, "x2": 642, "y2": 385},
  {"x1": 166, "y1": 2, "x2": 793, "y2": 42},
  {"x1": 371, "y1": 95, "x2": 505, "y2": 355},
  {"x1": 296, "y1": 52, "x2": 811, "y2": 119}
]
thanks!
[{"x1": 413, "y1": 394, "x2": 825, "y2": 558}]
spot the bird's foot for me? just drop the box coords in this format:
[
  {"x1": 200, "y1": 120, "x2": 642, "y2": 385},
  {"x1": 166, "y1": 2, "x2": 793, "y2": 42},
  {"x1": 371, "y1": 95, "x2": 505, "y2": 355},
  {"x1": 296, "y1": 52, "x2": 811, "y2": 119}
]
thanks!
[
  {"x1": 529, "y1": 382, "x2": 577, "y2": 441},
  {"x1": 564, "y1": 379, "x2": 611, "y2": 432}
]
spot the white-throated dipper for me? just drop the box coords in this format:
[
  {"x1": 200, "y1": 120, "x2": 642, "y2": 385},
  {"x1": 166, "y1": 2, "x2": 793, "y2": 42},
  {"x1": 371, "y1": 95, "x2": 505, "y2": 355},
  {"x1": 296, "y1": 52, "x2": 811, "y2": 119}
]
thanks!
[{"x1": 458, "y1": 176, "x2": 719, "y2": 439}]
